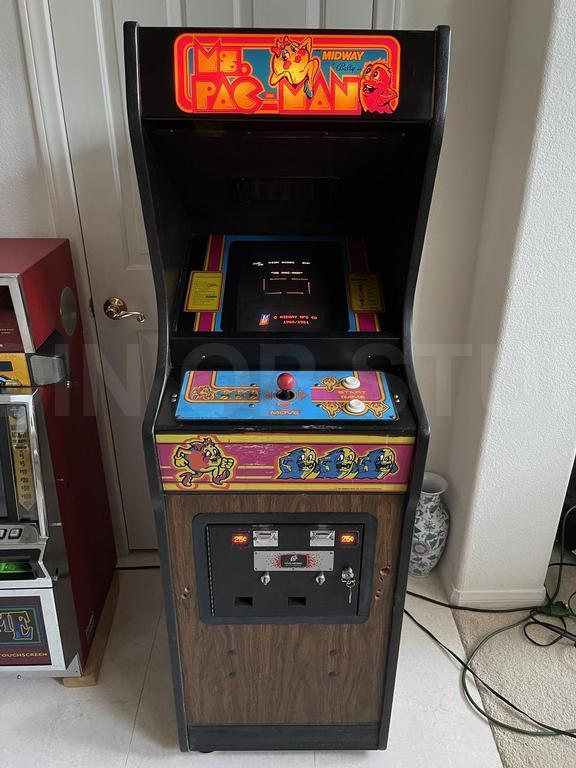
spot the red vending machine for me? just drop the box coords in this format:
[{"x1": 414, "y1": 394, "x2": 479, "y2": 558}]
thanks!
[{"x1": 0, "y1": 239, "x2": 116, "y2": 677}]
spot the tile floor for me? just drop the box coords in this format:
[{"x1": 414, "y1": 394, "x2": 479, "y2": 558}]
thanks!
[{"x1": 2, "y1": 568, "x2": 503, "y2": 768}]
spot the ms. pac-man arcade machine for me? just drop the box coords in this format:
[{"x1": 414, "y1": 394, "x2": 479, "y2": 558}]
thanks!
[{"x1": 125, "y1": 24, "x2": 449, "y2": 752}]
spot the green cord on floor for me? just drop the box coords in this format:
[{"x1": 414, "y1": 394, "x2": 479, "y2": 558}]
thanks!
[
  {"x1": 407, "y1": 505, "x2": 576, "y2": 739},
  {"x1": 460, "y1": 505, "x2": 576, "y2": 737}
]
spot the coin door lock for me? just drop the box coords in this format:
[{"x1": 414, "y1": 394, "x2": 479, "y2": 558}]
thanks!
[
  {"x1": 260, "y1": 571, "x2": 271, "y2": 586},
  {"x1": 341, "y1": 566, "x2": 356, "y2": 604}
]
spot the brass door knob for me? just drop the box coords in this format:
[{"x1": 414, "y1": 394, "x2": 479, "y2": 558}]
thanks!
[{"x1": 103, "y1": 297, "x2": 145, "y2": 323}]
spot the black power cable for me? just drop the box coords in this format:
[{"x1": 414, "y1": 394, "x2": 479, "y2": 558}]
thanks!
[
  {"x1": 404, "y1": 609, "x2": 576, "y2": 738},
  {"x1": 405, "y1": 505, "x2": 576, "y2": 737}
]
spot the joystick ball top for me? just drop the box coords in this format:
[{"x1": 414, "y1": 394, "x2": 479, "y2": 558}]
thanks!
[{"x1": 277, "y1": 372, "x2": 295, "y2": 392}]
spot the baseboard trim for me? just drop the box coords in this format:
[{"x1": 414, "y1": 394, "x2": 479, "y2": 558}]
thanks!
[
  {"x1": 187, "y1": 724, "x2": 380, "y2": 751},
  {"x1": 447, "y1": 584, "x2": 547, "y2": 609}
]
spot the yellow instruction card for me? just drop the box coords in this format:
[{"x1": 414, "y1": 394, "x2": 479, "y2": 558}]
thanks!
[
  {"x1": 348, "y1": 273, "x2": 384, "y2": 313},
  {"x1": 185, "y1": 271, "x2": 223, "y2": 312}
]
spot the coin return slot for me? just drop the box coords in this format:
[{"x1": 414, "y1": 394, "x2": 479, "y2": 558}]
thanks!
[
  {"x1": 287, "y1": 596, "x2": 307, "y2": 607},
  {"x1": 234, "y1": 596, "x2": 253, "y2": 607}
]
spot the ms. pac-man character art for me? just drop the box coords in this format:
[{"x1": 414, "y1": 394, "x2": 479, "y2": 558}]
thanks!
[{"x1": 125, "y1": 23, "x2": 449, "y2": 753}]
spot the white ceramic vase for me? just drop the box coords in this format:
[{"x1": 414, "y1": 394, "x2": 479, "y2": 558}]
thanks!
[{"x1": 409, "y1": 472, "x2": 449, "y2": 578}]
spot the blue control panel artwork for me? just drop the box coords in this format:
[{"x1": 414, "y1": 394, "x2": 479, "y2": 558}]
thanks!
[{"x1": 175, "y1": 370, "x2": 398, "y2": 421}]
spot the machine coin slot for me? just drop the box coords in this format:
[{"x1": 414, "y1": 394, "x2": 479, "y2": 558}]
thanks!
[
  {"x1": 253, "y1": 529, "x2": 278, "y2": 547},
  {"x1": 310, "y1": 530, "x2": 335, "y2": 547}
]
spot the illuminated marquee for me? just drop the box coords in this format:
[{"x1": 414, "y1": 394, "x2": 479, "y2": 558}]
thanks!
[{"x1": 174, "y1": 33, "x2": 401, "y2": 116}]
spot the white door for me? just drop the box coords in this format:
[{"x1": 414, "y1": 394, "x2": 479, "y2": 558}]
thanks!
[{"x1": 47, "y1": 0, "x2": 396, "y2": 549}]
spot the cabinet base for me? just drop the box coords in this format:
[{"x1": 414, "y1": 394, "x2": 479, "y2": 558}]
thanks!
[{"x1": 187, "y1": 724, "x2": 381, "y2": 752}]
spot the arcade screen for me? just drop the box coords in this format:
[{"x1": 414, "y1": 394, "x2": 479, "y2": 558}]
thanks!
[
  {"x1": 220, "y1": 240, "x2": 348, "y2": 333},
  {"x1": 0, "y1": 559, "x2": 34, "y2": 579}
]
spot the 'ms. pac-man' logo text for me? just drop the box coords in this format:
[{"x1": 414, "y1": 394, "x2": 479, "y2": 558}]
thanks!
[{"x1": 174, "y1": 33, "x2": 400, "y2": 116}]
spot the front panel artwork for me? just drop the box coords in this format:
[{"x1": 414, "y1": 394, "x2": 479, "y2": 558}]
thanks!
[
  {"x1": 174, "y1": 33, "x2": 401, "y2": 116},
  {"x1": 0, "y1": 595, "x2": 50, "y2": 666},
  {"x1": 157, "y1": 433, "x2": 414, "y2": 492}
]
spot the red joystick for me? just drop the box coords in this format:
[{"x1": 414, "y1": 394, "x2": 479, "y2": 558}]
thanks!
[{"x1": 276, "y1": 372, "x2": 296, "y2": 400}]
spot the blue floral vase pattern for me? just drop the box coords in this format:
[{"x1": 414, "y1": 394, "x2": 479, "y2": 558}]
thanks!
[{"x1": 409, "y1": 472, "x2": 449, "y2": 577}]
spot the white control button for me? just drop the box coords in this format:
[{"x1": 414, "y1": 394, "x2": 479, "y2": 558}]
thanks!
[
  {"x1": 342, "y1": 376, "x2": 361, "y2": 389},
  {"x1": 345, "y1": 399, "x2": 367, "y2": 415}
]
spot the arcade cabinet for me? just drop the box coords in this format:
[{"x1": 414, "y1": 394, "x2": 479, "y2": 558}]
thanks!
[
  {"x1": 0, "y1": 240, "x2": 116, "y2": 677},
  {"x1": 125, "y1": 25, "x2": 449, "y2": 751}
]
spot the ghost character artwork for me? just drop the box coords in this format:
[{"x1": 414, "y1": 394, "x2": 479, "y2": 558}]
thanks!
[
  {"x1": 277, "y1": 447, "x2": 318, "y2": 479},
  {"x1": 359, "y1": 60, "x2": 399, "y2": 114},
  {"x1": 173, "y1": 437, "x2": 235, "y2": 486},
  {"x1": 128, "y1": 20, "x2": 449, "y2": 754},
  {"x1": 316, "y1": 447, "x2": 358, "y2": 479},
  {"x1": 269, "y1": 36, "x2": 320, "y2": 98},
  {"x1": 357, "y1": 447, "x2": 399, "y2": 479}
]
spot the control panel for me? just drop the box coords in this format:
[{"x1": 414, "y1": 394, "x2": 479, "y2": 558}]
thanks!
[
  {"x1": 176, "y1": 370, "x2": 399, "y2": 422},
  {"x1": 193, "y1": 514, "x2": 376, "y2": 623}
]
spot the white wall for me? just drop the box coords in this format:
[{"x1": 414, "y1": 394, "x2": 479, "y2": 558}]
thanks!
[
  {"x1": 441, "y1": 0, "x2": 576, "y2": 605},
  {"x1": 0, "y1": 1, "x2": 54, "y2": 236},
  {"x1": 400, "y1": 0, "x2": 512, "y2": 470}
]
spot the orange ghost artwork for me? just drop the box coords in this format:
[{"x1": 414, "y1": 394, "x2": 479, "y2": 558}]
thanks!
[{"x1": 359, "y1": 60, "x2": 398, "y2": 114}]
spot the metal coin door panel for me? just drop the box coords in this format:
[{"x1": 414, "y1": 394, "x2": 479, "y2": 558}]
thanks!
[{"x1": 196, "y1": 517, "x2": 376, "y2": 623}]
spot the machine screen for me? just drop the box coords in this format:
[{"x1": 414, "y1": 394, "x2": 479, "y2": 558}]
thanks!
[
  {"x1": 0, "y1": 560, "x2": 33, "y2": 579},
  {"x1": 220, "y1": 240, "x2": 348, "y2": 333}
]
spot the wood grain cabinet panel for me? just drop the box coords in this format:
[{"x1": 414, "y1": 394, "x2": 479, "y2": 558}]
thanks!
[{"x1": 166, "y1": 493, "x2": 404, "y2": 725}]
